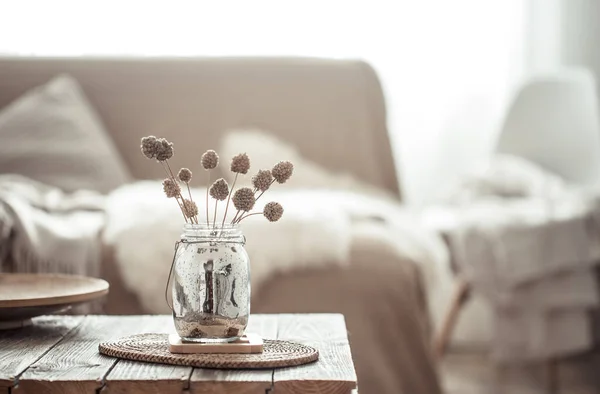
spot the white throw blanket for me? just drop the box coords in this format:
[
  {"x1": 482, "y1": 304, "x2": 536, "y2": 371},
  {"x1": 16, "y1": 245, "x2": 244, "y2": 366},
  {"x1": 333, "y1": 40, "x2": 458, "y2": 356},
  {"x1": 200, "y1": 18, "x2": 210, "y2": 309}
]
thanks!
[
  {"x1": 102, "y1": 181, "x2": 447, "y2": 313},
  {"x1": 425, "y1": 155, "x2": 600, "y2": 361},
  {"x1": 0, "y1": 174, "x2": 105, "y2": 278}
]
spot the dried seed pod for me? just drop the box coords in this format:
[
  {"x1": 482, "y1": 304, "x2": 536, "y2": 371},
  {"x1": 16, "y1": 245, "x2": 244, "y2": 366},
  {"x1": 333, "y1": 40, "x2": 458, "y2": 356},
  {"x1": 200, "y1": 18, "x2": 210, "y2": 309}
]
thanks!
[
  {"x1": 162, "y1": 178, "x2": 181, "y2": 198},
  {"x1": 231, "y1": 153, "x2": 250, "y2": 174},
  {"x1": 209, "y1": 178, "x2": 229, "y2": 201},
  {"x1": 272, "y1": 161, "x2": 294, "y2": 183},
  {"x1": 252, "y1": 169, "x2": 273, "y2": 192},
  {"x1": 263, "y1": 201, "x2": 284, "y2": 222},
  {"x1": 182, "y1": 199, "x2": 199, "y2": 218},
  {"x1": 156, "y1": 138, "x2": 174, "y2": 161},
  {"x1": 201, "y1": 150, "x2": 219, "y2": 170},
  {"x1": 232, "y1": 187, "x2": 255, "y2": 211},
  {"x1": 178, "y1": 168, "x2": 192, "y2": 183},
  {"x1": 141, "y1": 136, "x2": 161, "y2": 159}
]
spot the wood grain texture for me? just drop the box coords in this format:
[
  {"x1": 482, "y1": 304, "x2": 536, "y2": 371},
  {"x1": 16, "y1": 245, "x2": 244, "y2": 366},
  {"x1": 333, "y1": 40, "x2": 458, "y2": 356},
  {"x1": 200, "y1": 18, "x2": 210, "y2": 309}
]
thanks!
[
  {"x1": 101, "y1": 315, "x2": 192, "y2": 394},
  {"x1": 276, "y1": 314, "x2": 349, "y2": 342},
  {"x1": 273, "y1": 314, "x2": 357, "y2": 394},
  {"x1": 0, "y1": 316, "x2": 83, "y2": 388},
  {"x1": 189, "y1": 314, "x2": 278, "y2": 394},
  {"x1": 102, "y1": 361, "x2": 191, "y2": 394},
  {"x1": 14, "y1": 315, "x2": 159, "y2": 394}
]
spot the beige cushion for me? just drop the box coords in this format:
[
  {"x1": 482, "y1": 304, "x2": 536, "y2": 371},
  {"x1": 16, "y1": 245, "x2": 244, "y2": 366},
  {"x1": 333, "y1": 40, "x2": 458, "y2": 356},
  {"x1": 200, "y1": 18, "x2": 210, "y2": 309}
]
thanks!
[{"x1": 0, "y1": 75, "x2": 131, "y2": 193}]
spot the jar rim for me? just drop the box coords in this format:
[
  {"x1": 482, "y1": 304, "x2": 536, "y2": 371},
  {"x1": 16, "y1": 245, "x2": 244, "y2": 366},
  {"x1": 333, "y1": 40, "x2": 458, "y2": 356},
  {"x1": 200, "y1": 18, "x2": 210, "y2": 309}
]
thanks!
[
  {"x1": 181, "y1": 223, "x2": 244, "y2": 243},
  {"x1": 183, "y1": 223, "x2": 240, "y2": 230}
]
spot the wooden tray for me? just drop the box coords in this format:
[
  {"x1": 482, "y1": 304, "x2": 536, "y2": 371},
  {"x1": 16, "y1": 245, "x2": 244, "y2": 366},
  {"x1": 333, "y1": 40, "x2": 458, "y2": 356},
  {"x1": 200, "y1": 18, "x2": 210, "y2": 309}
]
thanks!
[{"x1": 0, "y1": 273, "x2": 109, "y2": 329}]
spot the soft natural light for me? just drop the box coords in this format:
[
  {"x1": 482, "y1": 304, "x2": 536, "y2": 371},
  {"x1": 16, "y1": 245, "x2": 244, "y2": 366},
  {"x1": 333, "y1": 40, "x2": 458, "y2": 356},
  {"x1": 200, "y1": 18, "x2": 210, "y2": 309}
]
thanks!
[{"x1": 0, "y1": 0, "x2": 526, "y2": 203}]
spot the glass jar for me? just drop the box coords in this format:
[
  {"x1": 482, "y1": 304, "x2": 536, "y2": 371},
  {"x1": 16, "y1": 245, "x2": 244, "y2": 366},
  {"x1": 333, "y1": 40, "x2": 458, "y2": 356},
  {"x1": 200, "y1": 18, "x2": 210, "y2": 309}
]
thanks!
[{"x1": 170, "y1": 223, "x2": 250, "y2": 343}]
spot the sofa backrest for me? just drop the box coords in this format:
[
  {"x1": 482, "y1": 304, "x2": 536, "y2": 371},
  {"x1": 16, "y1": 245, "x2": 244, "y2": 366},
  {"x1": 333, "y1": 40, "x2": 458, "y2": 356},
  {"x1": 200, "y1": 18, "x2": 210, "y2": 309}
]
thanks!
[{"x1": 0, "y1": 57, "x2": 400, "y2": 197}]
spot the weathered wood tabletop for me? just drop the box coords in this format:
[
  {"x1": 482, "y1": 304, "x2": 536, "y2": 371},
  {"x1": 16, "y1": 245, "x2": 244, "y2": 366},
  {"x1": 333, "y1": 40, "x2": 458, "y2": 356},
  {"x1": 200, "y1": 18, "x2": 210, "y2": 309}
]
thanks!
[{"x1": 0, "y1": 313, "x2": 357, "y2": 394}]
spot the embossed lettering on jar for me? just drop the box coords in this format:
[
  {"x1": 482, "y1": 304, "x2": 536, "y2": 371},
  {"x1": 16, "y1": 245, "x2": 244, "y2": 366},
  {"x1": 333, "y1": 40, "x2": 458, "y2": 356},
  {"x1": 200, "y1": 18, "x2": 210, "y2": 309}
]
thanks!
[{"x1": 171, "y1": 224, "x2": 250, "y2": 343}]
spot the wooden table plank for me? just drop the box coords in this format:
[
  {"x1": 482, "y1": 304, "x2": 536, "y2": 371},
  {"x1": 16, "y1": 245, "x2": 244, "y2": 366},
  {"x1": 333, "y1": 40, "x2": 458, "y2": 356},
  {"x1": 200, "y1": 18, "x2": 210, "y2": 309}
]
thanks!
[
  {"x1": 189, "y1": 314, "x2": 278, "y2": 394},
  {"x1": 276, "y1": 314, "x2": 349, "y2": 342},
  {"x1": 101, "y1": 315, "x2": 192, "y2": 394},
  {"x1": 0, "y1": 316, "x2": 83, "y2": 388},
  {"x1": 13, "y1": 315, "x2": 162, "y2": 394},
  {"x1": 3, "y1": 314, "x2": 358, "y2": 393},
  {"x1": 273, "y1": 314, "x2": 357, "y2": 394}
]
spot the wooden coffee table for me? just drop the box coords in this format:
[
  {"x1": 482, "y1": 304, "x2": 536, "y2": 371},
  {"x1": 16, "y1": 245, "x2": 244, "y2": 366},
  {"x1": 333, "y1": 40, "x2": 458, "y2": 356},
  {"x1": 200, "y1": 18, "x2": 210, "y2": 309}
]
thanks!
[{"x1": 0, "y1": 313, "x2": 357, "y2": 393}]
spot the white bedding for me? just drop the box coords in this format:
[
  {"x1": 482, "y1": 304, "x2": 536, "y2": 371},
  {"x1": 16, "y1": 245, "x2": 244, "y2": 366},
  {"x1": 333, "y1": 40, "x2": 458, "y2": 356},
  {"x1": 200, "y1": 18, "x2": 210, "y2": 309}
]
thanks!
[
  {"x1": 425, "y1": 154, "x2": 600, "y2": 359},
  {"x1": 102, "y1": 181, "x2": 448, "y2": 314}
]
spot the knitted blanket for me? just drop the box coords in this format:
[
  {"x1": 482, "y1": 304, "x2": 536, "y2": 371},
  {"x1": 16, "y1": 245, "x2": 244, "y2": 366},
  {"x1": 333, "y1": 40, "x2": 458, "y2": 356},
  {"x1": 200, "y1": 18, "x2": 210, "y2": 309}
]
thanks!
[{"x1": 0, "y1": 174, "x2": 105, "y2": 280}]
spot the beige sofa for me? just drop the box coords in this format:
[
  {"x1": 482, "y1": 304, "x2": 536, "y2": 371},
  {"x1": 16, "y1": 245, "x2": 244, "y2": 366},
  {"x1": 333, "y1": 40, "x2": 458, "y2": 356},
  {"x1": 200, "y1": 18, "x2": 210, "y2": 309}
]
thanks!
[{"x1": 0, "y1": 57, "x2": 441, "y2": 394}]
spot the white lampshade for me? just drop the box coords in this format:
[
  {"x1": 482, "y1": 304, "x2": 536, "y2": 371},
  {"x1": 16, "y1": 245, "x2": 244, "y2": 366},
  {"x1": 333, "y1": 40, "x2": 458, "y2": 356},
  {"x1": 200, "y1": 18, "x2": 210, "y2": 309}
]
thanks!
[{"x1": 496, "y1": 68, "x2": 600, "y2": 187}]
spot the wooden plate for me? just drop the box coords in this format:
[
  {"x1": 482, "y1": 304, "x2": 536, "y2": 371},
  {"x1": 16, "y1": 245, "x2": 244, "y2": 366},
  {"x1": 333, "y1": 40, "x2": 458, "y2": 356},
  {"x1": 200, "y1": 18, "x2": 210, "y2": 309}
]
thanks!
[{"x1": 0, "y1": 273, "x2": 109, "y2": 328}]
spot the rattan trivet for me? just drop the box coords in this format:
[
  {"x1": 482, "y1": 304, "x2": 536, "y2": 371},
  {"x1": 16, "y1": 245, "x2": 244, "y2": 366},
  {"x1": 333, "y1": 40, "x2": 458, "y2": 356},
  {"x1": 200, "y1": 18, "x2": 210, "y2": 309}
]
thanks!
[{"x1": 99, "y1": 333, "x2": 319, "y2": 369}]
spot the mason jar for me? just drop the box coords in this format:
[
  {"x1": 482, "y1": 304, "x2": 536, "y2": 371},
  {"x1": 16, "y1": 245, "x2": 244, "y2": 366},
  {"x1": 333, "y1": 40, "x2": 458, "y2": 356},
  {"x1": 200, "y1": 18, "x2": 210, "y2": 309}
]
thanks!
[{"x1": 170, "y1": 223, "x2": 250, "y2": 343}]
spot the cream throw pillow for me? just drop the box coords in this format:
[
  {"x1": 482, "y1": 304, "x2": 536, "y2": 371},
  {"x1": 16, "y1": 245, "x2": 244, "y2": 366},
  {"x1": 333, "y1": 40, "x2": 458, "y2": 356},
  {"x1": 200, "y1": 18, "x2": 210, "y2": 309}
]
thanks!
[
  {"x1": 219, "y1": 129, "x2": 395, "y2": 199},
  {"x1": 0, "y1": 75, "x2": 131, "y2": 193}
]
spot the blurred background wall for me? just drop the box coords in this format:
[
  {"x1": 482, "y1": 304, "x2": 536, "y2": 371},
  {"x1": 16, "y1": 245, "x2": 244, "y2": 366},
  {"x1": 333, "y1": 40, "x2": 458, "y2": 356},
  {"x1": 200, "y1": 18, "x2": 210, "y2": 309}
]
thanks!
[{"x1": 1, "y1": 0, "x2": 598, "y2": 206}]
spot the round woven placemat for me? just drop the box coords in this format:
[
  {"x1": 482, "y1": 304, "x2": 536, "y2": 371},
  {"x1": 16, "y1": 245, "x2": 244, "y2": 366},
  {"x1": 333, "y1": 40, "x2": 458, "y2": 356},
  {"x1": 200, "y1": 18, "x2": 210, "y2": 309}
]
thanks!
[{"x1": 99, "y1": 334, "x2": 319, "y2": 369}]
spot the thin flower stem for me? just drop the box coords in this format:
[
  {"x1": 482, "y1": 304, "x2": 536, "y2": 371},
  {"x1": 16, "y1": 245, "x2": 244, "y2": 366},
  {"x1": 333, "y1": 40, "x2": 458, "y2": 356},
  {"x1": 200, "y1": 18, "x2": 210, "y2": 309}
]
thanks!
[
  {"x1": 213, "y1": 199, "x2": 218, "y2": 228},
  {"x1": 206, "y1": 171, "x2": 210, "y2": 226},
  {"x1": 165, "y1": 160, "x2": 177, "y2": 180},
  {"x1": 254, "y1": 179, "x2": 276, "y2": 204},
  {"x1": 222, "y1": 173, "x2": 238, "y2": 228},
  {"x1": 161, "y1": 162, "x2": 188, "y2": 223},
  {"x1": 185, "y1": 183, "x2": 198, "y2": 224},
  {"x1": 165, "y1": 160, "x2": 188, "y2": 218},
  {"x1": 165, "y1": 161, "x2": 190, "y2": 221},
  {"x1": 176, "y1": 199, "x2": 188, "y2": 223},
  {"x1": 235, "y1": 212, "x2": 262, "y2": 223},
  {"x1": 231, "y1": 209, "x2": 241, "y2": 224}
]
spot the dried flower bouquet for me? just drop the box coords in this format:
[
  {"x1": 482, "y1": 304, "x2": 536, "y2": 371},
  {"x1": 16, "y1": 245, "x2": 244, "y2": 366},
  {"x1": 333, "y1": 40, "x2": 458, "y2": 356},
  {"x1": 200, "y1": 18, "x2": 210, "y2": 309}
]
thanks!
[{"x1": 140, "y1": 136, "x2": 293, "y2": 226}]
